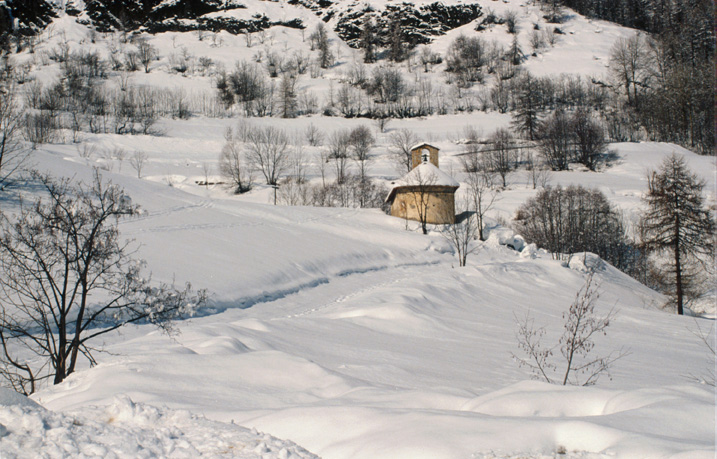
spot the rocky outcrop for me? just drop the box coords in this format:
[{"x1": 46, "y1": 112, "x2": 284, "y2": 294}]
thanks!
[
  {"x1": 81, "y1": 0, "x2": 304, "y2": 34},
  {"x1": 144, "y1": 14, "x2": 304, "y2": 34},
  {"x1": 1, "y1": 0, "x2": 474, "y2": 41},
  {"x1": 289, "y1": 0, "x2": 482, "y2": 48},
  {"x1": 2, "y1": 0, "x2": 56, "y2": 35}
]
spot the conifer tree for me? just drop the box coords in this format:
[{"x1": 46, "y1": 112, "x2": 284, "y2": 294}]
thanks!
[
  {"x1": 511, "y1": 73, "x2": 543, "y2": 141},
  {"x1": 360, "y1": 17, "x2": 377, "y2": 64},
  {"x1": 640, "y1": 154, "x2": 715, "y2": 314},
  {"x1": 387, "y1": 14, "x2": 406, "y2": 62}
]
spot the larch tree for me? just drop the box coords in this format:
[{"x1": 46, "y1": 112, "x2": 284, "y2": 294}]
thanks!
[
  {"x1": 310, "y1": 23, "x2": 333, "y2": 69},
  {"x1": 640, "y1": 154, "x2": 715, "y2": 315},
  {"x1": 360, "y1": 17, "x2": 377, "y2": 64},
  {"x1": 511, "y1": 73, "x2": 543, "y2": 141}
]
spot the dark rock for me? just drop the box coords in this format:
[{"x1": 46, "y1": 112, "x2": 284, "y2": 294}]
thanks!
[
  {"x1": 331, "y1": 2, "x2": 482, "y2": 49},
  {"x1": 5, "y1": 0, "x2": 56, "y2": 35}
]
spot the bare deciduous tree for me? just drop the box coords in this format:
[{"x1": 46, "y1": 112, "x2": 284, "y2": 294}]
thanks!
[
  {"x1": 113, "y1": 147, "x2": 127, "y2": 172},
  {"x1": 442, "y1": 199, "x2": 480, "y2": 267},
  {"x1": 315, "y1": 147, "x2": 329, "y2": 188},
  {"x1": 609, "y1": 33, "x2": 649, "y2": 109},
  {"x1": 539, "y1": 108, "x2": 572, "y2": 171},
  {"x1": 219, "y1": 129, "x2": 253, "y2": 194},
  {"x1": 348, "y1": 125, "x2": 375, "y2": 184},
  {"x1": 135, "y1": 86, "x2": 159, "y2": 135},
  {"x1": 513, "y1": 272, "x2": 627, "y2": 386},
  {"x1": 0, "y1": 172, "x2": 205, "y2": 394},
  {"x1": 245, "y1": 125, "x2": 290, "y2": 186},
  {"x1": 525, "y1": 152, "x2": 552, "y2": 189},
  {"x1": 504, "y1": 10, "x2": 519, "y2": 34},
  {"x1": 514, "y1": 185, "x2": 632, "y2": 270},
  {"x1": 572, "y1": 108, "x2": 607, "y2": 171},
  {"x1": 305, "y1": 123, "x2": 324, "y2": 146},
  {"x1": 484, "y1": 128, "x2": 517, "y2": 188},
  {"x1": 461, "y1": 153, "x2": 497, "y2": 241},
  {"x1": 328, "y1": 130, "x2": 351, "y2": 185},
  {"x1": 201, "y1": 162, "x2": 212, "y2": 188},
  {"x1": 405, "y1": 166, "x2": 439, "y2": 235},
  {"x1": 136, "y1": 38, "x2": 157, "y2": 73},
  {"x1": 277, "y1": 176, "x2": 312, "y2": 206},
  {"x1": 130, "y1": 150, "x2": 148, "y2": 178},
  {"x1": 389, "y1": 129, "x2": 418, "y2": 174}
]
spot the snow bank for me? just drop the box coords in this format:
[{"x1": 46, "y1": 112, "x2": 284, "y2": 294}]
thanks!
[
  {"x1": 0, "y1": 394, "x2": 317, "y2": 458},
  {"x1": 484, "y1": 224, "x2": 525, "y2": 251}
]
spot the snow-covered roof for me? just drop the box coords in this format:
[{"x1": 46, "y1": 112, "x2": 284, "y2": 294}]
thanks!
[
  {"x1": 386, "y1": 162, "x2": 459, "y2": 202},
  {"x1": 410, "y1": 143, "x2": 440, "y2": 152},
  {"x1": 399, "y1": 162, "x2": 459, "y2": 187}
]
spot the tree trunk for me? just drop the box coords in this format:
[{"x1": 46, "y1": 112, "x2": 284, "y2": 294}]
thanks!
[
  {"x1": 674, "y1": 225, "x2": 683, "y2": 315},
  {"x1": 55, "y1": 315, "x2": 67, "y2": 384},
  {"x1": 54, "y1": 353, "x2": 66, "y2": 384}
]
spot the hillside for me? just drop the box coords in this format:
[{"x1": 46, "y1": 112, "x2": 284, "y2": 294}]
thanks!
[
  {"x1": 0, "y1": 123, "x2": 711, "y2": 458},
  {"x1": 0, "y1": 0, "x2": 715, "y2": 458}
]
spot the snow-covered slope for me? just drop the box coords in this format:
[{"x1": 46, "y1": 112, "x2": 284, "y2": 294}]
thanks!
[
  {"x1": 13, "y1": 0, "x2": 640, "y2": 107},
  {"x1": 0, "y1": 137, "x2": 706, "y2": 458},
  {"x1": 0, "y1": 1, "x2": 714, "y2": 457}
]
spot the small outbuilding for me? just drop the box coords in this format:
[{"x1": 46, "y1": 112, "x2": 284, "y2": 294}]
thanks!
[{"x1": 386, "y1": 144, "x2": 459, "y2": 225}]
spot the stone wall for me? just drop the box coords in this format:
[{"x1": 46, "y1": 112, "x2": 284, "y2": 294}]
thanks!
[
  {"x1": 411, "y1": 145, "x2": 439, "y2": 170},
  {"x1": 390, "y1": 186, "x2": 456, "y2": 225}
]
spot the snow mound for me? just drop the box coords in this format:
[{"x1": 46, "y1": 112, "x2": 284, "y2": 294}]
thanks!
[
  {"x1": 0, "y1": 388, "x2": 42, "y2": 409},
  {"x1": 568, "y1": 252, "x2": 607, "y2": 273},
  {"x1": 462, "y1": 380, "x2": 616, "y2": 417},
  {"x1": 484, "y1": 225, "x2": 525, "y2": 251},
  {"x1": 520, "y1": 242, "x2": 539, "y2": 259},
  {"x1": 0, "y1": 395, "x2": 317, "y2": 458},
  {"x1": 330, "y1": 302, "x2": 438, "y2": 336}
]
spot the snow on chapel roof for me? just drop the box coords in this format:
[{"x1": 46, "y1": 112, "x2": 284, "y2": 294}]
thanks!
[
  {"x1": 399, "y1": 162, "x2": 460, "y2": 187},
  {"x1": 386, "y1": 162, "x2": 459, "y2": 202},
  {"x1": 409, "y1": 143, "x2": 439, "y2": 152}
]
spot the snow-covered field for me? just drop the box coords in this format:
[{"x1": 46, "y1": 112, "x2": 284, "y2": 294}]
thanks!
[
  {"x1": 1, "y1": 2, "x2": 715, "y2": 458},
  {"x1": 0, "y1": 135, "x2": 711, "y2": 458}
]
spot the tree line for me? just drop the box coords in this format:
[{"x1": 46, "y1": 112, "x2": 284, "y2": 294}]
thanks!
[{"x1": 513, "y1": 155, "x2": 714, "y2": 315}]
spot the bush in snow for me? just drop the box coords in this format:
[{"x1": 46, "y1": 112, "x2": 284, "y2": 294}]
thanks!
[
  {"x1": 219, "y1": 127, "x2": 253, "y2": 194},
  {"x1": 513, "y1": 271, "x2": 627, "y2": 385}
]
